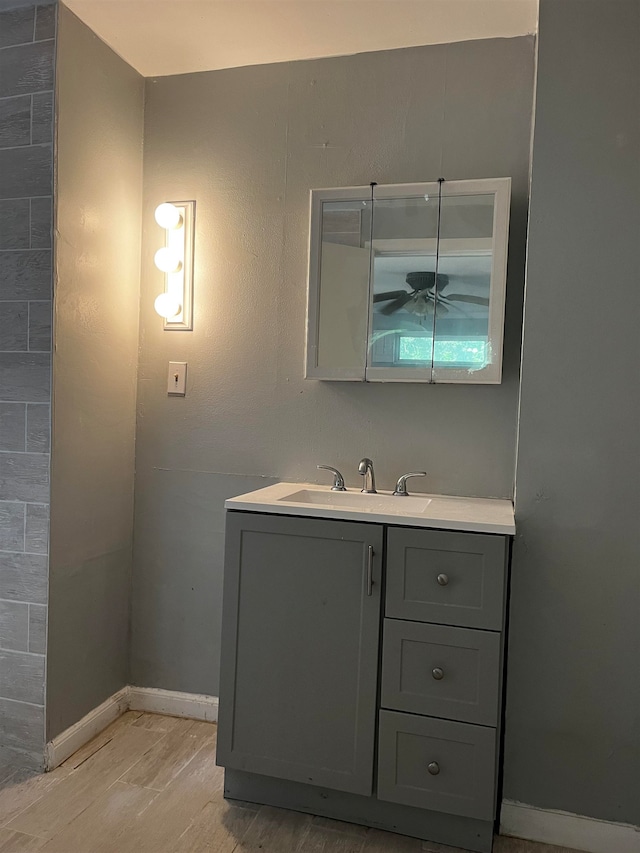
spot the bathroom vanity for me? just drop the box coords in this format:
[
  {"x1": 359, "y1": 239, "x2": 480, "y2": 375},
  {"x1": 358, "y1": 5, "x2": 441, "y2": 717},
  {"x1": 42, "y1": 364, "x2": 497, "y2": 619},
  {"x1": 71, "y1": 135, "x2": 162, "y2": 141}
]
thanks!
[{"x1": 216, "y1": 484, "x2": 514, "y2": 853}]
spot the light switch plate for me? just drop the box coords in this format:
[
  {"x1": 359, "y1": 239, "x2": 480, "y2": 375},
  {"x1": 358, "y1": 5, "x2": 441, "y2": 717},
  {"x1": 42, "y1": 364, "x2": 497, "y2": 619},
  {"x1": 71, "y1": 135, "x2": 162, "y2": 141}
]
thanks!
[{"x1": 168, "y1": 362, "x2": 187, "y2": 396}]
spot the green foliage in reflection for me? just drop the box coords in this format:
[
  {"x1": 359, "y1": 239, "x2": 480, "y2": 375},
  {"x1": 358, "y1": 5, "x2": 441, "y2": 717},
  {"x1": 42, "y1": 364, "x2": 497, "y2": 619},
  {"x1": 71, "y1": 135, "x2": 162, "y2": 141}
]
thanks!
[{"x1": 398, "y1": 337, "x2": 487, "y2": 366}]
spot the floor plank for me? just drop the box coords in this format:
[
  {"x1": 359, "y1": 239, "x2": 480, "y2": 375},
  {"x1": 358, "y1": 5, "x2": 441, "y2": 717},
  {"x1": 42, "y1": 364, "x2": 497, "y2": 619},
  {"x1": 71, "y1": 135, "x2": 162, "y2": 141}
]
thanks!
[
  {"x1": 39, "y1": 782, "x2": 159, "y2": 853},
  {"x1": 177, "y1": 797, "x2": 259, "y2": 853},
  {"x1": 311, "y1": 815, "x2": 369, "y2": 838},
  {"x1": 185, "y1": 720, "x2": 218, "y2": 740},
  {"x1": 363, "y1": 827, "x2": 422, "y2": 852},
  {"x1": 131, "y1": 713, "x2": 186, "y2": 733},
  {"x1": 96, "y1": 741, "x2": 223, "y2": 853},
  {"x1": 6, "y1": 726, "x2": 159, "y2": 839},
  {"x1": 119, "y1": 719, "x2": 205, "y2": 790},
  {"x1": 0, "y1": 828, "x2": 46, "y2": 852},
  {"x1": 494, "y1": 838, "x2": 582, "y2": 853},
  {"x1": 298, "y1": 824, "x2": 365, "y2": 853},
  {"x1": 58, "y1": 710, "x2": 143, "y2": 771},
  {"x1": 422, "y1": 840, "x2": 475, "y2": 852},
  {"x1": 234, "y1": 804, "x2": 312, "y2": 852}
]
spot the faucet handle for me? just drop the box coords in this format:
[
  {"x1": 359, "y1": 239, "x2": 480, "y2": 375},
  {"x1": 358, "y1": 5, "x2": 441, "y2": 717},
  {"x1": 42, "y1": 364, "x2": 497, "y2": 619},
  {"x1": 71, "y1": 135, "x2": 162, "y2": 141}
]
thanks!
[
  {"x1": 317, "y1": 465, "x2": 347, "y2": 492},
  {"x1": 393, "y1": 472, "x2": 427, "y2": 497}
]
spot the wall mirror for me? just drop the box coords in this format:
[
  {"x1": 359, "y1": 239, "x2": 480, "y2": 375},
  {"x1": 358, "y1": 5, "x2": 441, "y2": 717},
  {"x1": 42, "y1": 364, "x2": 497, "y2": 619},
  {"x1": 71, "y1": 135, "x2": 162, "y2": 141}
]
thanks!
[{"x1": 305, "y1": 178, "x2": 511, "y2": 383}]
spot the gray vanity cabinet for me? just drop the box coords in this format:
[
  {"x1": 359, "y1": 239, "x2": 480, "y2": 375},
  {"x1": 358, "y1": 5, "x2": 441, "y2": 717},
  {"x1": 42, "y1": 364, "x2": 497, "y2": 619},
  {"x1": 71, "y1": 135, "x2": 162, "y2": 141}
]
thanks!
[
  {"x1": 219, "y1": 511, "x2": 511, "y2": 853},
  {"x1": 216, "y1": 512, "x2": 384, "y2": 795}
]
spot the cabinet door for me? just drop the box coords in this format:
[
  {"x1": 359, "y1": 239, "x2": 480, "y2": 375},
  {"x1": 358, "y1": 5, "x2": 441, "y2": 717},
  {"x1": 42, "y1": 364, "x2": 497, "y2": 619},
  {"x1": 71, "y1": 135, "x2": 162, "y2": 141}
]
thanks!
[
  {"x1": 431, "y1": 179, "x2": 510, "y2": 384},
  {"x1": 217, "y1": 512, "x2": 384, "y2": 795}
]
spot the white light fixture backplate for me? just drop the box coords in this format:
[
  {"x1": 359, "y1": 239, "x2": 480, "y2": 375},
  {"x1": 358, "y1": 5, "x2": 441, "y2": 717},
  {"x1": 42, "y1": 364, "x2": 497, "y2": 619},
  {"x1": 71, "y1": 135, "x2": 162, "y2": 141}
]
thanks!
[{"x1": 162, "y1": 200, "x2": 195, "y2": 331}]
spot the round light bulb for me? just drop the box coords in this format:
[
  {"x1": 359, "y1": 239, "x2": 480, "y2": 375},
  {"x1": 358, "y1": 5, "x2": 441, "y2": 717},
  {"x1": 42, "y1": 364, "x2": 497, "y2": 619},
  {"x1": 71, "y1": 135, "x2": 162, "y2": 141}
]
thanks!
[
  {"x1": 155, "y1": 203, "x2": 183, "y2": 229},
  {"x1": 154, "y1": 293, "x2": 182, "y2": 319},
  {"x1": 154, "y1": 247, "x2": 182, "y2": 273}
]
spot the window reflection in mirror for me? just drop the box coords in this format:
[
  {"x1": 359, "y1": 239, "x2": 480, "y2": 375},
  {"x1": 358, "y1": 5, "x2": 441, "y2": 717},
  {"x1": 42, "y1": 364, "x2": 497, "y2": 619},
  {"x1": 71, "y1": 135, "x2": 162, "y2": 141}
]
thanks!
[
  {"x1": 433, "y1": 193, "x2": 494, "y2": 372},
  {"x1": 368, "y1": 195, "x2": 438, "y2": 373}
]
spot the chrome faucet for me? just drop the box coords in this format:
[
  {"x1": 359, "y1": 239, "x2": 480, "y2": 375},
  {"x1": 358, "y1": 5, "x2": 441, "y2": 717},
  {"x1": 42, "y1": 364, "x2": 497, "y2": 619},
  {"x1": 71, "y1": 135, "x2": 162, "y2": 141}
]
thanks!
[
  {"x1": 393, "y1": 471, "x2": 427, "y2": 496},
  {"x1": 317, "y1": 465, "x2": 346, "y2": 491},
  {"x1": 358, "y1": 458, "x2": 377, "y2": 494}
]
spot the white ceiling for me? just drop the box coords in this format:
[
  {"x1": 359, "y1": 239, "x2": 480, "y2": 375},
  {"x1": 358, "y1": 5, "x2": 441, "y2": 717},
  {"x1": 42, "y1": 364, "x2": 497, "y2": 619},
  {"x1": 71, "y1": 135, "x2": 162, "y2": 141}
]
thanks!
[{"x1": 62, "y1": 0, "x2": 538, "y2": 78}]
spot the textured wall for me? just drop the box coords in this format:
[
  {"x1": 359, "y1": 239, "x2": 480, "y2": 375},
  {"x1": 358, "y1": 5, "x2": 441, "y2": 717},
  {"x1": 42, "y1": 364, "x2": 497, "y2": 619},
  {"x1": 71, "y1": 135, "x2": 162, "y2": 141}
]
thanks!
[
  {"x1": 0, "y1": 0, "x2": 55, "y2": 773},
  {"x1": 46, "y1": 4, "x2": 143, "y2": 739},
  {"x1": 505, "y1": 0, "x2": 640, "y2": 826},
  {"x1": 132, "y1": 37, "x2": 535, "y2": 694}
]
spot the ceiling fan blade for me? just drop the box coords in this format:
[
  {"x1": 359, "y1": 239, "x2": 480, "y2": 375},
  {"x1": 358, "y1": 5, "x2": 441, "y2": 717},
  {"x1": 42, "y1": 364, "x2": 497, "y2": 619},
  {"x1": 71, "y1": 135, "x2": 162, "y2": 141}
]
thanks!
[
  {"x1": 373, "y1": 290, "x2": 410, "y2": 304},
  {"x1": 380, "y1": 292, "x2": 414, "y2": 315},
  {"x1": 433, "y1": 274, "x2": 450, "y2": 290},
  {"x1": 445, "y1": 294, "x2": 490, "y2": 306},
  {"x1": 444, "y1": 273, "x2": 488, "y2": 281}
]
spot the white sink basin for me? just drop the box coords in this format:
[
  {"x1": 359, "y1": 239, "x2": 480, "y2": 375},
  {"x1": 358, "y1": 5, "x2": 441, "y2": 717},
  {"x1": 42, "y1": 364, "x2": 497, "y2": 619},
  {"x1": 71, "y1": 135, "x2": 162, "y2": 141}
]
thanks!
[
  {"x1": 281, "y1": 488, "x2": 432, "y2": 514},
  {"x1": 225, "y1": 482, "x2": 515, "y2": 534}
]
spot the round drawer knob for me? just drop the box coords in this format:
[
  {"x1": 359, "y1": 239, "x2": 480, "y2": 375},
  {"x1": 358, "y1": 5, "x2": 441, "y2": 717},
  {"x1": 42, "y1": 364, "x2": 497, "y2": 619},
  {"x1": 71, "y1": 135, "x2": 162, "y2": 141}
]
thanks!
[
  {"x1": 432, "y1": 667, "x2": 444, "y2": 680},
  {"x1": 427, "y1": 762, "x2": 440, "y2": 776},
  {"x1": 436, "y1": 573, "x2": 449, "y2": 586}
]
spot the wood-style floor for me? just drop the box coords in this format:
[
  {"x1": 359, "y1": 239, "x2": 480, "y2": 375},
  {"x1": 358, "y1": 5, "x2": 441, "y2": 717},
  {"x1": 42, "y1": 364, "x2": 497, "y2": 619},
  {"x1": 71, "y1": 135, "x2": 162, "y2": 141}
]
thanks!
[{"x1": 0, "y1": 712, "x2": 581, "y2": 853}]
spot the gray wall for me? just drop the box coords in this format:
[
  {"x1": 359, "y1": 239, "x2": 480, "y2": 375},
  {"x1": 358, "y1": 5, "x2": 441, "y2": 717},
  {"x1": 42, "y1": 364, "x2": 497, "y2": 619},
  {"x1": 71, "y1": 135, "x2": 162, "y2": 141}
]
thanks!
[
  {"x1": 505, "y1": 0, "x2": 640, "y2": 827},
  {"x1": 0, "y1": 0, "x2": 55, "y2": 773},
  {"x1": 132, "y1": 37, "x2": 535, "y2": 694},
  {"x1": 46, "y1": 4, "x2": 143, "y2": 739}
]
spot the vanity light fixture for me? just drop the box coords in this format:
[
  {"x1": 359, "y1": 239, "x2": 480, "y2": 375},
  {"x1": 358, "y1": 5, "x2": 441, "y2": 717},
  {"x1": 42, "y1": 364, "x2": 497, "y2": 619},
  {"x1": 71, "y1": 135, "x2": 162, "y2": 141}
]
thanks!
[{"x1": 153, "y1": 200, "x2": 195, "y2": 330}]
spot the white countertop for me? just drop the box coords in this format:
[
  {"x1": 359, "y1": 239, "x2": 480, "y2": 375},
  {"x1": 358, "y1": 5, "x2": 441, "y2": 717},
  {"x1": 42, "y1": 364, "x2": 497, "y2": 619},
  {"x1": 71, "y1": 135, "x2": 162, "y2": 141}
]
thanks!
[{"x1": 225, "y1": 482, "x2": 515, "y2": 535}]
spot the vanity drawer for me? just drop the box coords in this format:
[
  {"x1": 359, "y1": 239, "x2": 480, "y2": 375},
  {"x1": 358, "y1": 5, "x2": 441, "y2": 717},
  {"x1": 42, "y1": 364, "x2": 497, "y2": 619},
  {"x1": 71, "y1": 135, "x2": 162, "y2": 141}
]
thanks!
[
  {"x1": 381, "y1": 619, "x2": 501, "y2": 726},
  {"x1": 377, "y1": 710, "x2": 496, "y2": 820},
  {"x1": 385, "y1": 527, "x2": 507, "y2": 630}
]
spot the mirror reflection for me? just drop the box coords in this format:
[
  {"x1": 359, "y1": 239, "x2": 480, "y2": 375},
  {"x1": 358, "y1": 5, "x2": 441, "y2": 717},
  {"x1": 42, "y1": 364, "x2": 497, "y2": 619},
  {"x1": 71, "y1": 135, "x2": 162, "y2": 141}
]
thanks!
[
  {"x1": 316, "y1": 199, "x2": 370, "y2": 373},
  {"x1": 369, "y1": 195, "x2": 439, "y2": 373},
  {"x1": 433, "y1": 193, "x2": 495, "y2": 373},
  {"x1": 307, "y1": 179, "x2": 510, "y2": 384}
]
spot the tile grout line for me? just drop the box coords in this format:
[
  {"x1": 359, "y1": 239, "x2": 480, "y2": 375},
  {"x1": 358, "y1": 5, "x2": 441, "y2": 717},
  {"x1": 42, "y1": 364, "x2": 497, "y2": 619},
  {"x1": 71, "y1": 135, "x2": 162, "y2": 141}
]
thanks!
[
  {"x1": 0, "y1": 38, "x2": 55, "y2": 52},
  {"x1": 0, "y1": 647, "x2": 44, "y2": 658},
  {"x1": 0, "y1": 696, "x2": 43, "y2": 708},
  {"x1": 0, "y1": 142, "x2": 52, "y2": 153}
]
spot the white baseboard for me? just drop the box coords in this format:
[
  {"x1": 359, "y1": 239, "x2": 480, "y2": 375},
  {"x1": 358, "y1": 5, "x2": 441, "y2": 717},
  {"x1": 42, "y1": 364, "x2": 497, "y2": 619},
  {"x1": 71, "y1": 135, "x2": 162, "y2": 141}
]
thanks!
[
  {"x1": 501, "y1": 800, "x2": 640, "y2": 853},
  {"x1": 45, "y1": 686, "x2": 129, "y2": 771},
  {"x1": 45, "y1": 685, "x2": 218, "y2": 771},
  {"x1": 128, "y1": 686, "x2": 218, "y2": 722}
]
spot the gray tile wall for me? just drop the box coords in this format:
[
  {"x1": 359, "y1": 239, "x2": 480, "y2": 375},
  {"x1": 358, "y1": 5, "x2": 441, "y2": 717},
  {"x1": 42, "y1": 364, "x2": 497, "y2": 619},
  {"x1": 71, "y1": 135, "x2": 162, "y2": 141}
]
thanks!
[{"x1": 0, "y1": 0, "x2": 55, "y2": 771}]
